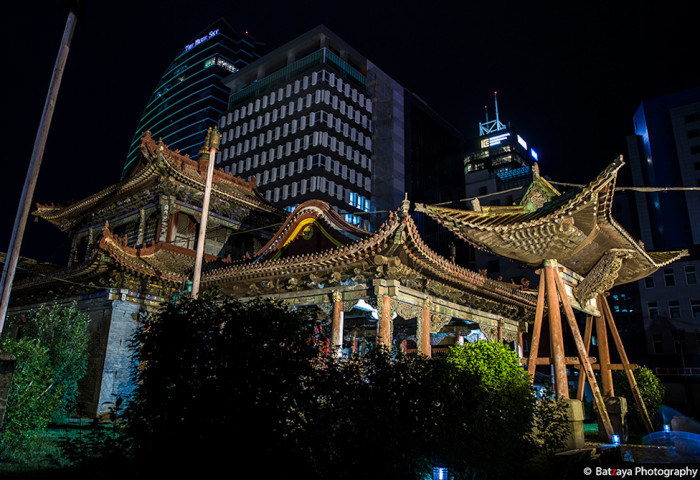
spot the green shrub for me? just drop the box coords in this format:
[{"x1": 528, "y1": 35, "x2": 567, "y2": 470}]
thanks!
[
  {"x1": 0, "y1": 301, "x2": 90, "y2": 463},
  {"x1": 612, "y1": 365, "x2": 665, "y2": 434},
  {"x1": 530, "y1": 393, "x2": 571, "y2": 455},
  {"x1": 0, "y1": 338, "x2": 62, "y2": 459}
]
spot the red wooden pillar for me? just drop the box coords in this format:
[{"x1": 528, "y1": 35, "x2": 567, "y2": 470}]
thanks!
[
  {"x1": 545, "y1": 263, "x2": 569, "y2": 398},
  {"x1": 527, "y1": 269, "x2": 546, "y2": 381},
  {"x1": 379, "y1": 295, "x2": 392, "y2": 349},
  {"x1": 419, "y1": 303, "x2": 432, "y2": 358},
  {"x1": 331, "y1": 291, "x2": 344, "y2": 357},
  {"x1": 595, "y1": 313, "x2": 614, "y2": 397}
]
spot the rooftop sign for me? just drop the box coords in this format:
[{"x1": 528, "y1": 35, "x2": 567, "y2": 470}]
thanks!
[{"x1": 184, "y1": 28, "x2": 220, "y2": 52}]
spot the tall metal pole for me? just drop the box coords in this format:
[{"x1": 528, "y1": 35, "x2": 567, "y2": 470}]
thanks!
[
  {"x1": 0, "y1": 10, "x2": 78, "y2": 337},
  {"x1": 191, "y1": 127, "x2": 221, "y2": 299}
]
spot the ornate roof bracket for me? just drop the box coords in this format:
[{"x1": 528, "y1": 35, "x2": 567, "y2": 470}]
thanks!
[{"x1": 573, "y1": 249, "x2": 634, "y2": 305}]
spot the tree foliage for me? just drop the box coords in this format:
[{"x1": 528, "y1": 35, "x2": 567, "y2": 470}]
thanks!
[
  {"x1": 0, "y1": 301, "x2": 90, "y2": 461},
  {"x1": 612, "y1": 365, "x2": 665, "y2": 433},
  {"x1": 120, "y1": 296, "x2": 550, "y2": 479}
]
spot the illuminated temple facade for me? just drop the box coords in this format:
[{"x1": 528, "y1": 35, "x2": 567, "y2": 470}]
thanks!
[{"x1": 9, "y1": 133, "x2": 537, "y2": 417}]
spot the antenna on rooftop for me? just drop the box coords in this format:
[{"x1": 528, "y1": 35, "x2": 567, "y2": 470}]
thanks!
[{"x1": 478, "y1": 91, "x2": 506, "y2": 136}]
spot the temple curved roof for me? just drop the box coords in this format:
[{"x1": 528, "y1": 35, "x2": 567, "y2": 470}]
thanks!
[
  {"x1": 415, "y1": 157, "x2": 687, "y2": 287},
  {"x1": 203, "y1": 198, "x2": 538, "y2": 317},
  {"x1": 33, "y1": 132, "x2": 282, "y2": 232}
]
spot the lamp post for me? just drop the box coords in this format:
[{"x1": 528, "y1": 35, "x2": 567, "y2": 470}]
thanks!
[
  {"x1": 191, "y1": 127, "x2": 221, "y2": 299},
  {"x1": 0, "y1": 8, "x2": 78, "y2": 337}
]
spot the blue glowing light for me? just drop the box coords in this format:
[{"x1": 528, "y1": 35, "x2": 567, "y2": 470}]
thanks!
[
  {"x1": 433, "y1": 467, "x2": 448, "y2": 480},
  {"x1": 530, "y1": 148, "x2": 538, "y2": 161},
  {"x1": 612, "y1": 434, "x2": 620, "y2": 445}
]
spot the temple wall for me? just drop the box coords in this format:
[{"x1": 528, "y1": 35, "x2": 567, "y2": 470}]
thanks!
[{"x1": 94, "y1": 299, "x2": 141, "y2": 416}]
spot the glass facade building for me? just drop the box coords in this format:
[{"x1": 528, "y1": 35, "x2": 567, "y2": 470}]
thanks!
[{"x1": 122, "y1": 19, "x2": 264, "y2": 178}]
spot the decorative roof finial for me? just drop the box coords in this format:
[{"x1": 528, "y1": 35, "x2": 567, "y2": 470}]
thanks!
[{"x1": 196, "y1": 127, "x2": 213, "y2": 159}]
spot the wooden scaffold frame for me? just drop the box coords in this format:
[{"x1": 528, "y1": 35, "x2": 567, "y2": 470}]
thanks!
[{"x1": 526, "y1": 260, "x2": 653, "y2": 441}]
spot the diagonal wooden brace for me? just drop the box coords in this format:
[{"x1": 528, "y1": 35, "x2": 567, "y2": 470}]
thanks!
[{"x1": 553, "y1": 269, "x2": 614, "y2": 441}]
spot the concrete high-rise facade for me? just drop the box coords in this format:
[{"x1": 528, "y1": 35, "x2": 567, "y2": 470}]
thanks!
[
  {"x1": 217, "y1": 25, "x2": 463, "y2": 233},
  {"x1": 122, "y1": 19, "x2": 264, "y2": 178}
]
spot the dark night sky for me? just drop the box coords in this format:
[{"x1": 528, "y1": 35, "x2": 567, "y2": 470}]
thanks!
[{"x1": 1, "y1": 0, "x2": 697, "y2": 265}]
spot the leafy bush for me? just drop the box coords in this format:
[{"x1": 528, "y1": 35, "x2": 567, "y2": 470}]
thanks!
[
  {"x1": 0, "y1": 338, "x2": 62, "y2": 459},
  {"x1": 612, "y1": 365, "x2": 665, "y2": 434},
  {"x1": 441, "y1": 341, "x2": 537, "y2": 478},
  {"x1": 122, "y1": 295, "x2": 323, "y2": 477},
  {"x1": 0, "y1": 301, "x2": 89, "y2": 462},
  {"x1": 117, "y1": 297, "x2": 557, "y2": 479},
  {"x1": 529, "y1": 393, "x2": 571, "y2": 455}
]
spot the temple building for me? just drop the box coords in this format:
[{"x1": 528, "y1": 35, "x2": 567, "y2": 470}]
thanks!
[{"x1": 8, "y1": 132, "x2": 537, "y2": 418}]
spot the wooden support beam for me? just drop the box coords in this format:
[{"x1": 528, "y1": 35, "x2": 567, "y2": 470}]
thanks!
[
  {"x1": 577, "y1": 316, "x2": 593, "y2": 401},
  {"x1": 599, "y1": 295, "x2": 654, "y2": 434},
  {"x1": 553, "y1": 269, "x2": 614, "y2": 441},
  {"x1": 521, "y1": 356, "x2": 598, "y2": 365},
  {"x1": 420, "y1": 305, "x2": 431, "y2": 358},
  {"x1": 527, "y1": 270, "x2": 546, "y2": 382},
  {"x1": 545, "y1": 265, "x2": 568, "y2": 398},
  {"x1": 379, "y1": 295, "x2": 392, "y2": 349},
  {"x1": 331, "y1": 291, "x2": 344, "y2": 358},
  {"x1": 572, "y1": 363, "x2": 638, "y2": 371},
  {"x1": 596, "y1": 313, "x2": 614, "y2": 397}
]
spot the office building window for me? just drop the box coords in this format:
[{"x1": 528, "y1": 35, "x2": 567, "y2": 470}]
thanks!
[
  {"x1": 648, "y1": 302, "x2": 659, "y2": 320},
  {"x1": 644, "y1": 275, "x2": 655, "y2": 288},
  {"x1": 652, "y1": 334, "x2": 663, "y2": 354},
  {"x1": 669, "y1": 300, "x2": 681, "y2": 318},
  {"x1": 664, "y1": 268, "x2": 675, "y2": 286},
  {"x1": 692, "y1": 300, "x2": 700, "y2": 318},
  {"x1": 685, "y1": 266, "x2": 697, "y2": 285}
]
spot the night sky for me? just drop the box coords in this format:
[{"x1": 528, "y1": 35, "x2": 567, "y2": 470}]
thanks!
[{"x1": 1, "y1": 0, "x2": 697, "y2": 265}]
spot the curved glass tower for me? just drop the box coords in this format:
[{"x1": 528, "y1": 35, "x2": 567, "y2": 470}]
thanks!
[{"x1": 122, "y1": 19, "x2": 264, "y2": 178}]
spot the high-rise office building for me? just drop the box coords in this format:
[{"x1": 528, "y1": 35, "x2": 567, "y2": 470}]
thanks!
[
  {"x1": 616, "y1": 86, "x2": 700, "y2": 414},
  {"x1": 217, "y1": 25, "x2": 463, "y2": 232},
  {"x1": 462, "y1": 94, "x2": 540, "y2": 279},
  {"x1": 122, "y1": 19, "x2": 264, "y2": 178}
]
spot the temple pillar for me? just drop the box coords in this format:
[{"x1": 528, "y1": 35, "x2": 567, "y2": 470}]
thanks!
[
  {"x1": 517, "y1": 331, "x2": 524, "y2": 358},
  {"x1": 68, "y1": 234, "x2": 78, "y2": 267},
  {"x1": 497, "y1": 322, "x2": 503, "y2": 343},
  {"x1": 545, "y1": 263, "x2": 569, "y2": 398},
  {"x1": 331, "y1": 291, "x2": 344, "y2": 358},
  {"x1": 84, "y1": 227, "x2": 95, "y2": 262},
  {"x1": 136, "y1": 208, "x2": 146, "y2": 246},
  {"x1": 378, "y1": 294, "x2": 392, "y2": 349},
  {"x1": 419, "y1": 300, "x2": 431, "y2": 358},
  {"x1": 595, "y1": 313, "x2": 614, "y2": 397},
  {"x1": 158, "y1": 196, "x2": 172, "y2": 242}
]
